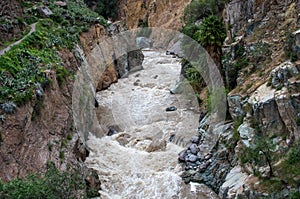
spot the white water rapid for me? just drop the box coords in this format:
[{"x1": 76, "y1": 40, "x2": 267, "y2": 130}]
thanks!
[{"x1": 85, "y1": 50, "x2": 219, "y2": 198}]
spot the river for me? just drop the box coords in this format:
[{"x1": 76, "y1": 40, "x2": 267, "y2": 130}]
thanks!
[{"x1": 85, "y1": 50, "x2": 219, "y2": 198}]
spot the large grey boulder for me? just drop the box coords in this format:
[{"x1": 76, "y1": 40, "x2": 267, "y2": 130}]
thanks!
[{"x1": 136, "y1": 37, "x2": 152, "y2": 49}]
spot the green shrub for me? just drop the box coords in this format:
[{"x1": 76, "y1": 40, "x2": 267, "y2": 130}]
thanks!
[
  {"x1": 296, "y1": 118, "x2": 300, "y2": 126},
  {"x1": 287, "y1": 142, "x2": 300, "y2": 164},
  {"x1": 195, "y1": 15, "x2": 226, "y2": 48},
  {"x1": 67, "y1": 134, "x2": 73, "y2": 140},
  {"x1": 93, "y1": 0, "x2": 119, "y2": 19},
  {"x1": 239, "y1": 135, "x2": 276, "y2": 177},
  {"x1": 0, "y1": 162, "x2": 88, "y2": 199},
  {"x1": 290, "y1": 191, "x2": 300, "y2": 199},
  {"x1": 183, "y1": 0, "x2": 226, "y2": 24}
]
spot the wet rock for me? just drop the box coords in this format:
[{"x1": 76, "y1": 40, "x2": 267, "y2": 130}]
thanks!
[
  {"x1": 189, "y1": 143, "x2": 199, "y2": 155},
  {"x1": 198, "y1": 109, "x2": 207, "y2": 123},
  {"x1": 166, "y1": 50, "x2": 175, "y2": 55},
  {"x1": 190, "y1": 135, "x2": 200, "y2": 144},
  {"x1": 188, "y1": 154, "x2": 198, "y2": 162},
  {"x1": 166, "y1": 106, "x2": 177, "y2": 112},
  {"x1": 204, "y1": 153, "x2": 212, "y2": 160},
  {"x1": 107, "y1": 126, "x2": 119, "y2": 136},
  {"x1": 178, "y1": 149, "x2": 187, "y2": 162},
  {"x1": 146, "y1": 140, "x2": 166, "y2": 152},
  {"x1": 169, "y1": 134, "x2": 175, "y2": 142},
  {"x1": 116, "y1": 133, "x2": 131, "y2": 146},
  {"x1": 191, "y1": 173, "x2": 204, "y2": 183},
  {"x1": 198, "y1": 161, "x2": 210, "y2": 173},
  {"x1": 136, "y1": 37, "x2": 152, "y2": 49},
  {"x1": 127, "y1": 50, "x2": 144, "y2": 74}
]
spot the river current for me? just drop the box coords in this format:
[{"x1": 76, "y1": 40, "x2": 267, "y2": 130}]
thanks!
[{"x1": 85, "y1": 50, "x2": 218, "y2": 198}]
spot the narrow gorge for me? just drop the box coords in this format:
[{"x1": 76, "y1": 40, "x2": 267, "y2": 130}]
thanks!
[{"x1": 0, "y1": 0, "x2": 300, "y2": 199}]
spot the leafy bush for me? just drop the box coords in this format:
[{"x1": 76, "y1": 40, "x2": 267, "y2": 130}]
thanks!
[
  {"x1": 93, "y1": 0, "x2": 119, "y2": 19},
  {"x1": 239, "y1": 135, "x2": 276, "y2": 177},
  {"x1": 0, "y1": 162, "x2": 88, "y2": 199},
  {"x1": 195, "y1": 15, "x2": 226, "y2": 48},
  {"x1": 183, "y1": 0, "x2": 226, "y2": 24},
  {"x1": 181, "y1": 24, "x2": 200, "y2": 40},
  {"x1": 287, "y1": 142, "x2": 300, "y2": 164}
]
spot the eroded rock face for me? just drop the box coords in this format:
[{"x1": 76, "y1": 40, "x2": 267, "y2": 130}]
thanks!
[
  {"x1": 180, "y1": 121, "x2": 236, "y2": 193},
  {"x1": 118, "y1": 0, "x2": 191, "y2": 30},
  {"x1": 0, "y1": 0, "x2": 26, "y2": 48},
  {"x1": 81, "y1": 21, "x2": 144, "y2": 91},
  {"x1": 0, "y1": 49, "x2": 80, "y2": 181}
]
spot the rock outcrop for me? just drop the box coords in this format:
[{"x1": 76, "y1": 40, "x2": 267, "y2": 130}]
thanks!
[
  {"x1": 0, "y1": 48, "x2": 80, "y2": 181},
  {"x1": 180, "y1": 0, "x2": 300, "y2": 198},
  {"x1": 118, "y1": 0, "x2": 191, "y2": 30},
  {"x1": 0, "y1": 0, "x2": 26, "y2": 48}
]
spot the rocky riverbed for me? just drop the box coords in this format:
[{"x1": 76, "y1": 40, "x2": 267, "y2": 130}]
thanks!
[{"x1": 84, "y1": 50, "x2": 219, "y2": 198}]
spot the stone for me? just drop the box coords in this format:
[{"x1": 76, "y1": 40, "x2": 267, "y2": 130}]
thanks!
[
  {"x1": 107, "y1": 126, "x2": 119, "y2": 136},
  {"x1": 166, "y1": 106, "x2": 177, "y2": 112},
  {"x1": 188, "y1": 154, "x2": 198, "y2": 162},
  {"x1": 238, "y1": 122, "x2": 255, "y2": 147},
  {"x1": 136, "y1": 37, "x2": 152, "y2": 49},
  {"x1": 54, "y1": 1, "x2": 67, "y2": 7},
  {"x1": 219, "y1": 166, "x2": 249, "y2": 199},
  {"x1": 190, "y1": 135, "x2": 200, "y2": 144},
  {"x1": 37, "y1": 6, "x2": 53, "y2": 17},
  {"x1": 198, "y1": 161, "x2": 210, "y2": 172},
  {"x1": 178, "y1": 149, "x2": 187, "y2": 162},
  {"x1": 270, "y1": 61, "x2": 298, "y2": 89},
  {"x1": 189, "y1": 143, "x2": 199, "y2": 155},
  {"x1": 227, "y1": 94, "x2": 245, "y2": 119},
  {"x1": 146, "y1": 140, "x2": 166, "y2": 152}
]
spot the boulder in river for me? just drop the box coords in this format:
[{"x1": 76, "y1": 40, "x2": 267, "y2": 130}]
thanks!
[
  {"x1": 107, "y1": 126, "x2": 119, "y2": 136},
  {"x1": 166, "y1": 106, "x2": 177, "y2": 111}
]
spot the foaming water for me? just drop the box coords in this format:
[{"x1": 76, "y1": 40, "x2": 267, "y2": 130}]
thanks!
[{"x1": 85, "y1": 50, "x2": 218, "y2": 198}]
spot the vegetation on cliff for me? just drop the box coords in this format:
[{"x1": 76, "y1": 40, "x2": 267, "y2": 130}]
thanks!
[
  {"x1": 0, "y1": 162, "x2": 98, "y2": 199},
  {"x1": 0, "y1": 0, "x2": 106, "y2": 197},
  {"x1": 180, "y1": 0, "x2": 227, "y2": 108},
  {"x1": 0, "y1": 0, "x2": 106, "y2": 107}
]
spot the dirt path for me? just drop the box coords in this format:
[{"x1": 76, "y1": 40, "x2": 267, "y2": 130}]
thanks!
[{"x1": 0, "y1": 23, "x2": 37, "y2": 56}]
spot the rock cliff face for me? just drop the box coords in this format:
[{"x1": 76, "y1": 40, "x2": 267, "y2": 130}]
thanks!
[
  {"x1": 0, "y1": 18, "x2": 143, "y2": 182},
  {"x1": 181, "y1": 0, "x2": 300, "y2": 198},
  {"x1": 0, "y1": 0, "x2": 26, "y2": 48},
  {"x1": 0, "y1": 48, "x2": 80, "y2": 181},
  {"x1": 222, "y1": 0, "x2": 300, "y2": 197},
  {"x1": 118, "y1": 0, "x2": 191, "y2": 30}
]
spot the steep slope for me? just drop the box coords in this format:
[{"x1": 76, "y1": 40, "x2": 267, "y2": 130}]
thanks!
[{"x1": 118, "y1": 0, "x2": 191, "y2": 30}]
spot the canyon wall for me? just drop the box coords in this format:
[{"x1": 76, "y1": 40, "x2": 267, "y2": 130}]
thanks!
[{"x1": 118, "y1": 0, "x2": 191, "y2": 30}]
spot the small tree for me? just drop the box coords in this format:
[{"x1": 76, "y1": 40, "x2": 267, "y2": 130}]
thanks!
[
  {"x1": 195, "y1": 15, "x2": 226, "y2": 76},
  {"x1": 239, "y1": 135, "x2": 276, "y2": 178}
]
